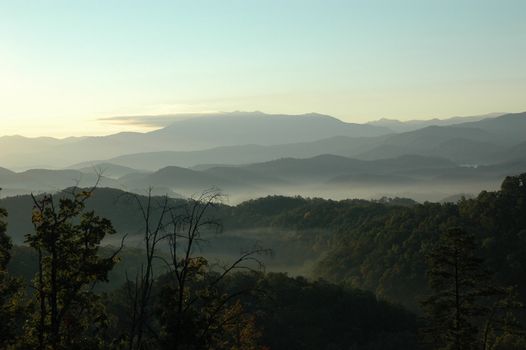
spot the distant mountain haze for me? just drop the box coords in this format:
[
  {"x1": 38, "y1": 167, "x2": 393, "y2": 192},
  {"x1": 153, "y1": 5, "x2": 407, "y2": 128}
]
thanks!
[
  {"x1": 2, "y1": 152, "x2": 523, "y2": 203},
  {"x1": 70, "y1": 136, "x2": 384, "y2": 171},
  {"x1": 367, "y1": 112, "x2": 505, "y2": 132},
  {"x1": 2, "y1": 111, "x2": 525, "y2": 170},
  {"x1": 76, "y1": 163, "x2": 148, "y2": 179},
  {"x1": 70, "y1": 112, "x2": 526, "y2": 170},
  {"x1": 0, "y1": 112, "x2": 390, "y2": 169},
  {"x1": 0, "y1": 168, "x2": 119, "y2": 196},
  {"x1": 148, "y1": 111, "x2": 392, "y2": 144},
  {"x1": 0, "y1": 111, "x2": 525, "y2": 203}
]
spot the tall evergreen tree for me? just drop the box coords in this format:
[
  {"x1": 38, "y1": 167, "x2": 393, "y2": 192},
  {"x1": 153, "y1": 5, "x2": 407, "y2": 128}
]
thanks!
[{"x1": 421, "y1": 227, "x2": 502, "y2": 350}]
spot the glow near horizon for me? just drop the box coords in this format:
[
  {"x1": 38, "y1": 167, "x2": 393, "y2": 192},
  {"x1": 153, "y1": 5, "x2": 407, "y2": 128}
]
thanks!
[{"x1": 1, "y1": 0, "x2": 526, "y2": 138}]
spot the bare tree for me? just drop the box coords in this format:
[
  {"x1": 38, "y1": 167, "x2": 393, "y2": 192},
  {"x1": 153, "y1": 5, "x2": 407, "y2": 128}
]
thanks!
[
  {"x1": 125, "y1": 189, "x2": 172, "y2": 350},
  {"x1": 124, "y1": 188, "x2": 269, "y2": 350}
]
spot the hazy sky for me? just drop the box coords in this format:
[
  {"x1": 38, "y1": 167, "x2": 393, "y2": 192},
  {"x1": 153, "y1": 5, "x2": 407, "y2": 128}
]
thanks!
[{"x1": 1, "y1": 0, "x2": 526, "y2": 137}]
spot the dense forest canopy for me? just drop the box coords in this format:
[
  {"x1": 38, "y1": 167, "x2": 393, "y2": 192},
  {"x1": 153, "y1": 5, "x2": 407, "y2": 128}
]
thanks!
[{"x1": 1, "y1": 173, "x2": 526, "y2": 349}]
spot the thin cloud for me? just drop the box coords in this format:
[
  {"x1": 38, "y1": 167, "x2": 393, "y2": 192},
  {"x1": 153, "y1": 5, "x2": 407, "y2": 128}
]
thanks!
[{"x1": 98, "y1": 113, "x2": 220, "y2": 128}]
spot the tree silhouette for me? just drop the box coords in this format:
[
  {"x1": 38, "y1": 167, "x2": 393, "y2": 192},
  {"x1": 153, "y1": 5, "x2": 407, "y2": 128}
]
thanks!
[
  {"x1": 156, "y1": 189, "x2": 268, "y2": 350},
  {"x1": 0, "y1": 194, "x2": 23, "y2": 348},
  {"x1": 121, "y1": 189, "x2": 268, "y2": 350},
  {"x1": 21, "y1": 188, "x2": 121, "y2": 350},
  {"x1": 422, "y1": 227, "x2": 508, "y2": 350}
]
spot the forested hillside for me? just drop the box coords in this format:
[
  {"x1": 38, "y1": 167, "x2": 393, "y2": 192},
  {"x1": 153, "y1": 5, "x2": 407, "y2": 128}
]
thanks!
[
  {"x1": 315, "y1": 174, "x2": 526, "y2": 310},
  {"x1": 2, "y1": 174, "x2": 526, "y2": 349},
  {"x1": 3, "y1": 1, "x2": 526, "y2": 348}
]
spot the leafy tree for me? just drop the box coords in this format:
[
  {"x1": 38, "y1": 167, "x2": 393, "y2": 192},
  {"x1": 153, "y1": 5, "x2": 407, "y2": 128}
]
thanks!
[
  {"x1": 20, "y1": 189, "x2": 120, "y2": 350},
  {"x1": 0, "y1": 195, "x2": 23, "y2": 348}
]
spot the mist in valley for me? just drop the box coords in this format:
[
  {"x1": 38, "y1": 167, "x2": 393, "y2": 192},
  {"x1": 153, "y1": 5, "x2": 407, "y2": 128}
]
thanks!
[{"x1": 2, "y1": 1, "x2": 526, "y2": 348}]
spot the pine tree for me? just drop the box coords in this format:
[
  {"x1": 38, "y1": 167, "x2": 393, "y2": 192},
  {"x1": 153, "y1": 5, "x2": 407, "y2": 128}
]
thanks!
[{"x1": 421, "y1": 227, "x2": 499, "y2": 350}]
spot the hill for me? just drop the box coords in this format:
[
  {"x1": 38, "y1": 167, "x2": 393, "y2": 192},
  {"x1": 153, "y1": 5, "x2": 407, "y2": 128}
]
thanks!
[
  {"x1": 121, "y1": 165, "x2": 240, "y2": 192},
  {"x1": 75, "y1": 162, "x2": 148, "y2": 179},
  {"x1": 2, "y1": 111, "x2": 525, "y2": 172},
  {"x1": 77, "y1": 112, "x2": 526, "y2": 170},
  {"x1": 0, "y1": 112, "x2": 391, "y2": 169},
  {"x1": 3, "y1": 174, "x2": 526, "y2": 314},
  {"x1": 4, "y1": 153, "x2": 522, "y2": 205},
  {"x1": 367, "y1": 112, "x2": 503, "y2": 132},
  {"x1": 0, "y1": 168, "x2": 120, "y2": 197}
]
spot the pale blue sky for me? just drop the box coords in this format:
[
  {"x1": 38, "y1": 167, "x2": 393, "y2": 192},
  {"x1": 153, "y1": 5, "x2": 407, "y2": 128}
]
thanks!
[{"x1": 1, "y1": 0, "x2": 525, "y2": 137}]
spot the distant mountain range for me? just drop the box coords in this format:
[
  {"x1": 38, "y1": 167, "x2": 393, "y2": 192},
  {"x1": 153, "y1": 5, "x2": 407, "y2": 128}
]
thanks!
[
  {"x1": 367, "y1": 112, "x2": 504, "y2": 132},
  {"x1": 0, "y1": 167, "x2": 120, "y2": 197},
  {"x1": 0, "y1": 112, "x2": 390, "y2": 170},
  {"x1": 1, "y1": 110, "x2": 526, "y2": 202},
  {"x1": 70, "y1": 112, "x2": 526, "y2": 170},
  {"x1": 2, "y1": 111, "x2": 519, "y2": 171},
  {"x1": 2, "y1": 152, "x2": 523, "y2": 203}
]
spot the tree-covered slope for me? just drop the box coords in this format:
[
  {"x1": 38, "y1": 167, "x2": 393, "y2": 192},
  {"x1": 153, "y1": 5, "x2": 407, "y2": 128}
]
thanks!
[{"x1": 315, "y1": 174, "x2": 526, "y2": 310}]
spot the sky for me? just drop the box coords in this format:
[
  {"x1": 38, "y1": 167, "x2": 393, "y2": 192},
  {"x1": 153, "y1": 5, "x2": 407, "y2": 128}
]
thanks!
[{"x1": 1, "y1": 0, "x2": 526, "y2": 137}]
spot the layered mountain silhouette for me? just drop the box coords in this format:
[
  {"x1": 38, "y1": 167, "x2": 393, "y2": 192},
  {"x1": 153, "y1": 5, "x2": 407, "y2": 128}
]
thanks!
[
  {"x1": 6, "y1": 111, "x2": 523, "y2": 171},
  {"x1": 66, "y1": 111, "x2": 526, "y2": 170},
  {"x1": 0, "y1": 168, "x2": 119, "y2": 196},
  {"x1": 0, "y1": 112, "x2": 390, "y2": 170},
  {"x1": 2, "y1": 151, "x2": 522, "y2": 203},
  {"x1": 1, "y1": 111, "x2": 526, "y2": 202},
  {"x1": 366, "y1": 112, "x2": 503, "y2": 132}
]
